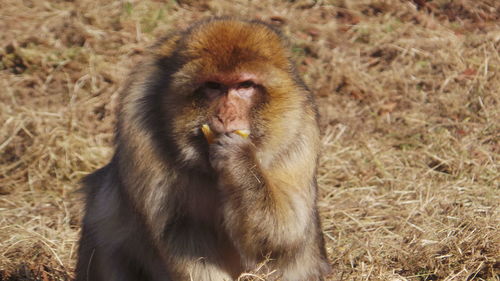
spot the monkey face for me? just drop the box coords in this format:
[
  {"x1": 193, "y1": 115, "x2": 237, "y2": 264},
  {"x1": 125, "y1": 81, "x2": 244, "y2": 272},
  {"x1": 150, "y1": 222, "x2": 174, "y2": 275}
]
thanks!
[
  {"x1": 200, "y1": 73, "x2": 263, "y2": 135},
  {"x1": 159, "y1": 60, "x2": 307, "y2": 170}
]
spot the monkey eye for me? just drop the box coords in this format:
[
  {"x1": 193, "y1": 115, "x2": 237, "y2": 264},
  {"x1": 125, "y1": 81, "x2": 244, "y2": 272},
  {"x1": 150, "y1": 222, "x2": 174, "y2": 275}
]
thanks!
[
  {"x1": 205, "y1": 81, "x2": 223, "y2": 90},
  {"x1": 238, "y1": 80, "x2": 255, "y2": 89},
  {"x1": 204, "y1": 81, "x2": 225, "y2": 99}
]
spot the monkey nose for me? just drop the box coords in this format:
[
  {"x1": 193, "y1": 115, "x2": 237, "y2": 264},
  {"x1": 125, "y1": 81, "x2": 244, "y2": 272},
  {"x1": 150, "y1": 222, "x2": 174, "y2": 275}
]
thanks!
[
  {"x1": 210, "y1": 115, "x2": 226, "y2": 134},
  {"x1": 216, "y1": 115, "x2": 225, "y2": 126}
]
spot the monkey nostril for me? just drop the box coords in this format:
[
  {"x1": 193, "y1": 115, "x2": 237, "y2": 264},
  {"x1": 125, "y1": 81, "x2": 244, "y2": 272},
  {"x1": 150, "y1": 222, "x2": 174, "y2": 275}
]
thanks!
[{"x1": 217, "y1": 115, "x2": 224, "y2": 125}]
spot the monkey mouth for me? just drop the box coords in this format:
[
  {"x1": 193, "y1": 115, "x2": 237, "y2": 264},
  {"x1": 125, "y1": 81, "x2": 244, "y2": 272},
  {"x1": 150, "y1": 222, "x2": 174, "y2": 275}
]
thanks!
[
  {"x1": 208, "y1": 116, "x2": 251, "y2": 135},
  {"x1": 201, "y1": 124, "x2": 250, "y2": 144}
]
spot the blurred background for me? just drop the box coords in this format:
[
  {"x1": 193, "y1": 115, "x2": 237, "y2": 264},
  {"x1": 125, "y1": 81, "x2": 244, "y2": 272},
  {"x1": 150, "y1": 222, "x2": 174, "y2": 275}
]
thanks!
[{"x1": 0, "y1": 0, "x2": 498, "y2": 280}]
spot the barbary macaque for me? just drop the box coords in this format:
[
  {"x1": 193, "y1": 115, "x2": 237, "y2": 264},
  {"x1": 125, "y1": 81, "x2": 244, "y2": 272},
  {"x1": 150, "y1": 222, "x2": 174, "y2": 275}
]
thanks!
[{"x1": 76, "y1": 18, "x2": 330, "y2": 281}]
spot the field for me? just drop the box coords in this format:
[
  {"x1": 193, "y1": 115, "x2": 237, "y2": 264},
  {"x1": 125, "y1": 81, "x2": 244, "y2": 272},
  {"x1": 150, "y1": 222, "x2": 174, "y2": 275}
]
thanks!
[{"x1": 0, "y1": 0, "x2": 499, "y2": 280}]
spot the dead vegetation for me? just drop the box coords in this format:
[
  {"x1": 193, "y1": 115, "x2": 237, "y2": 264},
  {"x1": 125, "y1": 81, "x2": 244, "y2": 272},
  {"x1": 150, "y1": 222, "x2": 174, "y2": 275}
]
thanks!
[{"x1": 0, "y1": 0, "x2": 499, "y2": 280}]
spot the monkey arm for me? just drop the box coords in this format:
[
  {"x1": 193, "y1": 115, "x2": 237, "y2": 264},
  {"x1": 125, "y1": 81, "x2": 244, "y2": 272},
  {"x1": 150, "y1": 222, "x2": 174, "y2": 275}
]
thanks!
[{"x1": 210, "y1": 132, "x2": 319, "y2": 265}]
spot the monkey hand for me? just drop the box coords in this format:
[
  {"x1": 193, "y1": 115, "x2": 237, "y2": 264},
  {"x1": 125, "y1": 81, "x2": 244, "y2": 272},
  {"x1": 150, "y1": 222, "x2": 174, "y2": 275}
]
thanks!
[{"x1": 208, "y1": 132, "x2": 253, "y2": 174}]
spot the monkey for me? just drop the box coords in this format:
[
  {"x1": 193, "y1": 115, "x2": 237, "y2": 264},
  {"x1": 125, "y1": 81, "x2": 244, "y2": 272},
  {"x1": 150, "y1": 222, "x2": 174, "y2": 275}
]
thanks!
[{"x1": 75, "y1": 18, "x2": 330, "y2": 281}]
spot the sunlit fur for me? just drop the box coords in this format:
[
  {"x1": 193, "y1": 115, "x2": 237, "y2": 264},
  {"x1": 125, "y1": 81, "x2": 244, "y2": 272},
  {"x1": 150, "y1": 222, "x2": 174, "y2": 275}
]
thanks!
[{"x1": 76, "y1": 18, "x2": 329, "y2": 281}]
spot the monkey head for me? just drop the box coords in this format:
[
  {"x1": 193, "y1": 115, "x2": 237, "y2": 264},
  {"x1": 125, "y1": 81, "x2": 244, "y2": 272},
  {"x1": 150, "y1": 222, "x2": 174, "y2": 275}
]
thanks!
[{"x1": 124, "y1": 19, "x2": 311, "y2": 172}]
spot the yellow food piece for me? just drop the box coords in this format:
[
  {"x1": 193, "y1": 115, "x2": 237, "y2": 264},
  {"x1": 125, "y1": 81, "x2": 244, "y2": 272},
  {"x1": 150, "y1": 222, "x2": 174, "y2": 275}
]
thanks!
[
  {"x1": 201, "y1": 124, "x2": 215, "y2": 144},
  {"x1": 201, "y1": 125, "x2": 251, "y2": 144},
  {"x1": 234, "y1": 129, "x2": 250, "y2": 138}
]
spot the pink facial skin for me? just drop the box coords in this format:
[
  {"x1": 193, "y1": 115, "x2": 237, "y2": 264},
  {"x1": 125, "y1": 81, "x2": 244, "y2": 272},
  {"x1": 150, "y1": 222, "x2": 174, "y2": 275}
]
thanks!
[{"x1": 201, "y1": 72, "x2": 260, "y2": 134}]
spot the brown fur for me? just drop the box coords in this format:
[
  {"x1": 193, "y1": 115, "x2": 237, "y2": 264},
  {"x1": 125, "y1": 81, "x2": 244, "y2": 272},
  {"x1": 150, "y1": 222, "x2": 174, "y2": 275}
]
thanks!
[{"x1": 76, "y1": 18, "x2": 329, "y2": 281}]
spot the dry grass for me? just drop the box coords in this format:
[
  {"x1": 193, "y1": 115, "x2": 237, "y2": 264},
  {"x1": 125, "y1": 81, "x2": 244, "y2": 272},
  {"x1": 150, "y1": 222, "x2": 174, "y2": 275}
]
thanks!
[{"x1": 1, "y1": 0, "x2": 499, "y2": 280}]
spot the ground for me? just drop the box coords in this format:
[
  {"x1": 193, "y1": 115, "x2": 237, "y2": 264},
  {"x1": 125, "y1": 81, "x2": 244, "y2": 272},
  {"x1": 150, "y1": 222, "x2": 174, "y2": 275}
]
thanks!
[{"x1": 0, "y1": 0, "x2": 498, "y2": 280}]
